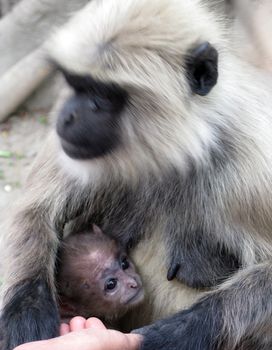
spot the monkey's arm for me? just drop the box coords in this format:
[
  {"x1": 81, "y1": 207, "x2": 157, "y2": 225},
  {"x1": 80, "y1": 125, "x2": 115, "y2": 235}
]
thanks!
[
  {"x1": 0, "y1": 133, "x2": 81, "y2": 350},
  {"x1": 167, "y1": 228, "x2": 241, "y2": 288},
  {"x1": 136, "y1": 261, "x2": 272, "y2": 349},
  {"x1": 1, "y1": 202, "x2": 60, "y2": 350}
]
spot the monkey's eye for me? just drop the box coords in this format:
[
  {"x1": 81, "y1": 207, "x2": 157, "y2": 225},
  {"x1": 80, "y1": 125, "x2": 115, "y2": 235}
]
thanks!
[
  {"x1": 104, "y1": 278, "x2": 118, "y2": 291},
  {"x1": 93, "y1": 95, "x2": 114, "y2": 112},
  {"x1": 121, "y1": 257, "x2": 130, "y2": 270}
]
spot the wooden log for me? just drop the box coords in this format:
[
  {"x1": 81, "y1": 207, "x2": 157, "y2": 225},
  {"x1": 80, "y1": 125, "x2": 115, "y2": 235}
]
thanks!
[
  {"x1": 0, "y1": 0, "x2": 90, "y2": 75},
  {"x1": 0, "y1": 46, "x2": 53, "y2": 122}
]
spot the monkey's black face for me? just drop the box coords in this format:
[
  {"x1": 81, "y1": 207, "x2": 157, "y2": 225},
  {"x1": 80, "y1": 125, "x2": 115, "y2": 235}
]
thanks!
[{"x1": 56, "y1": 70, "x2": 128, "y2": 159}]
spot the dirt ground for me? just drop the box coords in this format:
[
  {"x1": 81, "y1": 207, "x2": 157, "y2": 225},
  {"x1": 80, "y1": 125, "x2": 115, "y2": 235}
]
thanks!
[{"x1": 0, "y1": 112, "x2": 50, "y2": 224}]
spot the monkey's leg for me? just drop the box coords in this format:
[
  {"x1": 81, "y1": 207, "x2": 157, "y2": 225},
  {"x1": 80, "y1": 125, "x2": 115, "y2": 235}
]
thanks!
[
  {"x1": 135, "y1": 262, "x2": 272, "y2": 350},
  {"x1": 0, "y1": 204, "x2": 60, "y2": 350}
]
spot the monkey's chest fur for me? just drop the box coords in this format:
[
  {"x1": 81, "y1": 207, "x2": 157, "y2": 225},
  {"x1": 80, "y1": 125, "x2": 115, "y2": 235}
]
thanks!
[
  {"x1": 129, "y1": 234, "x2": 202, "y2": 327},
  {"x1": 72, "y1": 166, "x2": 241, "y2": 326}
]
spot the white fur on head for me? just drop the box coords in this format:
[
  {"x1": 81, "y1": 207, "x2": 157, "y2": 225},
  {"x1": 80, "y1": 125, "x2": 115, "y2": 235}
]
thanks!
[{"x1": 48, "y1": 0, "x2": 223, "y2": 75}]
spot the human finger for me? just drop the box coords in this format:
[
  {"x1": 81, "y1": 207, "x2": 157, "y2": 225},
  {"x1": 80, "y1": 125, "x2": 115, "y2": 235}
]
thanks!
[
  {"x1": 60, "y1": 323, "x2": 70, "y2": 335},
  {"x1": 69, "y1": 316, "x2": 86, "y2": 331},
  {"x1": 93, "y1": 330, "x2": 142, "y2": 350},
  {"x1": 85, "y1": 317, "x2": 107, "y2": 330}
]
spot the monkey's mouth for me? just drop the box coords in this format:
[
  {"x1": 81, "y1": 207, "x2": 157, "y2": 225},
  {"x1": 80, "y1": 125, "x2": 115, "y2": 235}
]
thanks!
[
  {"x1": 125, "y1": 288, "x2": 144, "y2": 306},
  {"x1": 60, "y1": 138, "x2": 108, "y2": 160}
]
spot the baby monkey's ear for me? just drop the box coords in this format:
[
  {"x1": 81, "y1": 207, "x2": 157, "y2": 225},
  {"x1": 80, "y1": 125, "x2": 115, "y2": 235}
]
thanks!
[{"x1": 92, "y1": 224, "x2": 104, "y2": 236}]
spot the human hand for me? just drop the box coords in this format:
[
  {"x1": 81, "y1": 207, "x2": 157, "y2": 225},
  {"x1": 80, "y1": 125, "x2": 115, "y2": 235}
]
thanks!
[{"x1": 14, "y1": 317, "x2": 142, "y2": 350}]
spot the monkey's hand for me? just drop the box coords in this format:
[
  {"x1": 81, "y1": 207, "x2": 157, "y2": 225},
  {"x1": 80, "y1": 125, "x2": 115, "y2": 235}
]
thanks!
[
  {"x1": 167, "y1": 241, "x2": 240, "y2": 288},
  {"x1": 132, "y1": 295, "x2": 221, "y2": 350},
  {"x1": 1, "y1": 279, "x2": 60, "y2": 350}
]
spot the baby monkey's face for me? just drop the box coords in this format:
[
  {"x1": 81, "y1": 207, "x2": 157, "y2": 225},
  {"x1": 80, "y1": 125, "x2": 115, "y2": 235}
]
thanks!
[
  {"x1": 99, "y1": 252, "x2": 144, "y2": 308},
  {"x1": 58, "y1": 232, "x2": 144, "y2": 321},
  {"x1": 76, "y1": 248, "x2": 144, "y2": 320}
]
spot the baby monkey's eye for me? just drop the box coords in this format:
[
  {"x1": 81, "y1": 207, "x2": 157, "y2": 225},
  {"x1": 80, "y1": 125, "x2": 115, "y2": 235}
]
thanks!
[
  {"x1": 121, "y1": 256, "x2": 130, "y2": 270},
  {"x1": 105, "y1": 278, "x2": 118, "y2": 291}
]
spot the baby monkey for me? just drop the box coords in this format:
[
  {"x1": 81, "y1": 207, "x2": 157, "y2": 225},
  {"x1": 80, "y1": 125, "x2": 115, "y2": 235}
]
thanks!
[{"x1": 57, "y1": 225, "x2": 144, "y2": 324}]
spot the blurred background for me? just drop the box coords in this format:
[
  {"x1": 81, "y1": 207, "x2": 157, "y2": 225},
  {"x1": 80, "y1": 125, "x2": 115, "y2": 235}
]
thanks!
[{"x1": 0, "y1": 0, "x2": 272, "y2": 224}]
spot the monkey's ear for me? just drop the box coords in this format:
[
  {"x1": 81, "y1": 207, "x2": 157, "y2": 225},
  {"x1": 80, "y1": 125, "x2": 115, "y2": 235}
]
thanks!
[
  {"x1": 92, "y1": 224, "x2": 104, "y2": 236},
  {"x1": 185, "y1": 42, "x2": 218, "y2": 96}
]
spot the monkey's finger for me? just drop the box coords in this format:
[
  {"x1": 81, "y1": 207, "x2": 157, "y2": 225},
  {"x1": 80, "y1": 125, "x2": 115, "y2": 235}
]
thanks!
[
  {"x1": 70, "y1": 316, "x2": 87, "y2": 331},
  {"x1": 167, "y1": 263, "x2": 181, "y2": 281},
  {"x1": 85, "y1": 317, "x2": 107, "y2": 330},
  {"x1": 60, "y1": 323, "x2": 70, "y2": 335}
]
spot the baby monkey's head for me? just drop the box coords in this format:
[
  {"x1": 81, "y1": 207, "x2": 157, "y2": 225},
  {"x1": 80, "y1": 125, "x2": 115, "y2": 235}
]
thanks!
[{"x1": 57, "y1": 225, "x2": 144, "y2": 321}]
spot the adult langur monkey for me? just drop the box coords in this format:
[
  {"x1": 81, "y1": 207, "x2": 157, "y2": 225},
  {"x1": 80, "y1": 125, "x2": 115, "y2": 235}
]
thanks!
[{"x1": 2, "y1": 0, "x2": 272, "y2": 349}]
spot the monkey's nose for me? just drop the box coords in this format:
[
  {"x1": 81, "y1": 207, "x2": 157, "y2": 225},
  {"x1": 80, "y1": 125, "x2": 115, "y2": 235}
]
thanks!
[
  {"x1": 64, "y1": 111, "x2": 77, "y2": 127},
  {"x1": 128, "y1": 280, "x2": 138, "y2": 289}
]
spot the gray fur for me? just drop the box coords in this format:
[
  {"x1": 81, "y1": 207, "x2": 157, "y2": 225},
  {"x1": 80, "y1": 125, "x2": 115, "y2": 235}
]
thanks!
[{"x1": 2, "y1": 0, "x2": 272, "y2": 349}]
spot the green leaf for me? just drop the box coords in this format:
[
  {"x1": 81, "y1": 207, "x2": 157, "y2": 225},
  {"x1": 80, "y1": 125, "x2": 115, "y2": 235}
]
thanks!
[
  {"x1": 38, "y1": 116, "x2": 48, "y2": 125},
  {"x1": 0, "y1": 150, "x2": 13, "y2": 158}
]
